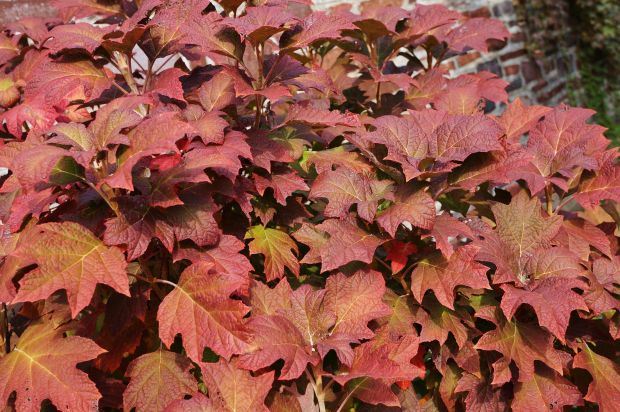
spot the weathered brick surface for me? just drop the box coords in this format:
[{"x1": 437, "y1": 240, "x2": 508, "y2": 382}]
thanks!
[{"x1": 0, "y1": 0, "x2": 54, "y2": 24}]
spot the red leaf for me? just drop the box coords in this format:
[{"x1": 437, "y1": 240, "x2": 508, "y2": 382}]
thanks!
[
  {"x1": 574, "y1": 149, "x2": 620, "y2": 208},
  {"x1": 280, "y1": 11, "x2": 357, "y2": 50},
  {"x1": 157, "y1": 262, "x2": 251, "y2": 362},
  {"x1": 386, "y1": 241, "x2": 417, "y2": 273},
  {"x1": 201, "y1": 360, "x2": 274, "y2": 412},
  {"x1": 521, "y1": 106, "x2": 609, "y2": 194},
  {"x1": 45, "y1": 23, "x2": 115, "y2": 53},
  {"x1": 475, "y1": 315, "x2": 567, "y2": 383},
  {"x1": 106, "y1": 112, "x2": 193, "y2": 191},
  {"x1": 423, "y1": 213, "x2": 473, "y2": 257},
  {"x1": 123, "y1": 350, "x2": 198, "y2": 412},
  {"x1": 573, "y1": 343, "x2": 620, "y2": 411},
  {"x1": 500, "y1": 276, "x2": 588, "y2": 341},
  {"x1": 238, "y1": 314, "x2": 319, "y2": 380},
  {"x1": 285, "y1": 104, "x2": 362, "y2": 127},
  {"x1": 310, "y1": 168, "x2": 393, "y2": 222},
  {"x1": 295, "y1": 218, "x2": 384, "y2": 272},
  {"x1": 224, "y1": 6, "x2": 293, "y2": 45},
  {"x1": 496, "y1": 97, "x2": 552, "y2": 144},
  {"x1": 512, "y1": 366, "x2": 583, "y2": 412},
  {"x1": 411, "y1": 245, "x2": 490, "y2": 309},
  {"x1": 368, "y1": 110, "x2": 503, "y2": 180},
  {"x1": 254, "y1": 170, "x2": 309, "y2": 205},
  {"x1": 0, "y1": 320, "x2": 105, "y2": 411},
  {"x1": 13, "y1": 222, "x2": 130, "y2": 317},
  {"x1": 442, "y1": 18, "x2": 510, "y2": 52},
  {"x1": 474, "y1": 191, "x2": 563, "y2": 284},
  {"x1": 376, "y1": 187, "x2": 435, "y2": 236}
]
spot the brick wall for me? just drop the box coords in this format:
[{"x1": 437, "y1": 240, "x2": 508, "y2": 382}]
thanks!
[
  {"x1": 0, "y1": 0, "x2": 55, "y2": 24},
  {"x1": 315, "y1": 0, "x2": 580, "y2": 106},
  {"x1": 1, "y1": 0, "x2": 579, "y2": 106}
]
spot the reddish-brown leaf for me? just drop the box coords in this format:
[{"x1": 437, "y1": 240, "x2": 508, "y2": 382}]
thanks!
[
  {"x1": 13, "y1": 222, "x2": 129, "y2": 317},
  {"x1": 411, "y1": 245, "x2": 490, "y2": 309},
  {"x1": 123, "y1": 350, "x2": 198, "y2": 412},
  {"x1": 475, "y1": 316, "x2": 567, "y2": 383},
  {"x1": 157, "y1": 262, "x2": 250, "y2": 362},
  {"x1": 245, "y1": 225, "x2": 299, "y2": 281},
  {"x1": 45, "y1": 23, "x2": 115, "y2": 53},
  {"x1": 0, "y1": 320, "x2": 105, "y2": 411},
  {"x1": 201, "y1": 360, "x2": 274, "y2": 412},
  {"x1": 573, "y1": 343, "x2": 620, "y2": 412}
]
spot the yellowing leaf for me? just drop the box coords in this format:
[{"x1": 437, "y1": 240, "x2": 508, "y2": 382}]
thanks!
[
  {"x1": 123, "y1": 350, "x2": 198, "y2": 412},
  {"x1": 0, "y1": 320, "x2": 105, "y2": 411},
  {"x1": 201, "y1": 359, "x2": 274, "y2": 412},
  {"x1": 245, "y1": 225, "x2": 299, "y2": 281},
  {"x1": 573, "y1": 343, "x2": 620, "y2": 412},
  {"x1": 13, "y1": 222, "x2": 130, "y2": 318},
  {"x1": 157, "y1": 262, "x2": 251, "y2": 362}
]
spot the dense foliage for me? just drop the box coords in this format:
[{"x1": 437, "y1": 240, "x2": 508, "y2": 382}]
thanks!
[{"x1": 0, "y1": 0, "x2": 618, "y2": 411}]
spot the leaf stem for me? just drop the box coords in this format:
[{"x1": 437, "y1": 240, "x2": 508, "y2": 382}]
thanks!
[
  {"x1": 154, "y1": 278, "x2": 178, "y2": 288},
  {"x1": 113, "y1": 51, "x2": 140, "y2": 94},
  {"x1": 253, "y1": 43, "x2": 265, "y2": 130},
  {"x1": 1, "y1": 303, "x2": 9, "y2": 354},
  {"x1": 111, "y1": 79, "x2": 129, "y2": 95},
  {"x1": 545, "y1": 184, "x2": 554, "y2": 215},
  {"x1": 335, "y1": 377, "x2": 368, "y2": 412},
  {"x1": 554, "y1": 195, "x2": 574, "y2": 215},
  {"x1": 153, "y1": 54, "x2": 177, "y2": 74},
  {"x1": 356, "y1": 144, "x2": 405, "y2": 184},
  {"x1": 375, "y1": 256, "x2": 392, "y2": 273},
  {"x1": 81, "y1": 178, "x2": 120, "y2": 216},
  {"x1": 305, "y1": 367, "x2": 327, "y2": 412}
]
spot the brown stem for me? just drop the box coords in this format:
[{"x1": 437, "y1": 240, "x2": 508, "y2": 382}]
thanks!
[
  {"x1": 253, "y1": 43, "x2": 265, "y2": 129},
  {"x1": 554, "y1": 195, "x2": 574, "y2": 215},
  {"x1": 375, "y1": 256, "x2": 392, "y2": 273},
  {"x1": 305, "y1": 368, "x2": 327, "y2": 412},
  {"x1": 545, "y1": 184, "x2": 554, "y2": 215},
  {"x1": 397, "y1": 274, "x2": 409, "y2": 292},
  {"x1": 1, "y1": 303, "x2": 9, "y2": 354},
  {"x1": 113, "y1": 51, "x2": 140, "y2": 94},
  {"x1": 375, "y1": 81, "x2": 382, "y2": 111},
  {"x1": 81, "y1": 178, "x2": 120, "y2": 217},
  {"x1": 425, "y1": 46, "x2": 433, "y2": 71},
  {"x1": 357, "y1": 145, "x2": 405, "y2": 185},
  {"x1": 254, "y1": 95, "x2": 263, "y2": 129},
  {"x1": 153, "y1": 54, "x2": 177, "y2": 74},
  {"x1": 142, "y1": 60, "x2": 154, "y2": 94},
  {"x1": 111, "y1": 80, "x2": 129, "y2": 95},
  {"x1": 336, "y1": 377, "x2": 368, "y2": 412},
  {"x1": 131, "y1": 56, "x2": 146, "y2": 72},
  {"x1": 434, "y1": 48, "x2": 448, "y2": 68}
]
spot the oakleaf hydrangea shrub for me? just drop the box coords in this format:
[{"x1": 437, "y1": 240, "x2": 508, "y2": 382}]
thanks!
[{"x1": 0, "y1": 0, "x2": 618, "y2": 411}]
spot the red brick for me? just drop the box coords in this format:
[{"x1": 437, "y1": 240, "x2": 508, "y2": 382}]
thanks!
[
  {"x1": 457, "y1": 52, "x2": 481, "y2": 67},
  {"x1": 504, "y1": 64, "x2": 520, "y2": 76},
  {"x1": 521, "y1": 61, "x2": 542, "y2": 82},
  {"x1": 441, "y1": 61, "x2": 456, "y2": 71},
  {"x1": 542, "y1": 59, "x2": 556, "y2": 74},
  {"x1": 532, "y1": 80, "x2": 548, "y2": 93},
  {"x1": 500, "y1": 49, "x2": 527, "y2": 62},
  {"x1": 511, "y1": 32, "x2": 526, "y2": 43},
  {"x1": 488, "y1": 39, "x2": 507, "y2": 52},
  {"x1": 0, "y1": 1, "x2": 54, "y2": 24},
  {"x1": 464, "y1": 7, "x2": 492, "y2": 18}
]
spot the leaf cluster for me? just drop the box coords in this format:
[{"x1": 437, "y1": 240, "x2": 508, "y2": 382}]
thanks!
[{"x1": 0, "y1": 0, "x2": 618, "y2": 411}]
